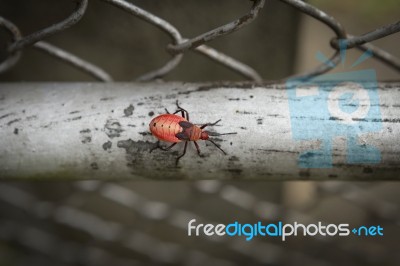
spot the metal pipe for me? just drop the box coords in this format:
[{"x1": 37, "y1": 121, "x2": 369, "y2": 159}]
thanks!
[{"x1": 0, "y1": 82, "x2": 399, "y2": 180}]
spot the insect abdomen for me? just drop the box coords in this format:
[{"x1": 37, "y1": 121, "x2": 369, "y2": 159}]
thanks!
[
  {"x1": 149, "y1": 114, "x2": 186, "y2": 143},
  {"x1": 189, "y1": 126, "x2": 202, "y2": 141}
]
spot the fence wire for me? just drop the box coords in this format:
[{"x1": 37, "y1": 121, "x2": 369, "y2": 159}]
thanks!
[
  {"x1": 0, "y1": 181, "x2": 399, "y2": 266},
  {"x1": 1, "y1": 0, "x2": 399, "y2": 81}
]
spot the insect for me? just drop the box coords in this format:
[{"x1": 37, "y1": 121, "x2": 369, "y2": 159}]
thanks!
[{"x1": 149, "y1": 101, "x2": 236, "y2": 166}]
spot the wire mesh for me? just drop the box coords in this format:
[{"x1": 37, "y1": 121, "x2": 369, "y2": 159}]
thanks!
[
  {"x1": 1, "y1": 0, "x2": 399, "y2": 81},
  {"x1": 0, "y1": 181, "x2": 399, "y2": 265}
]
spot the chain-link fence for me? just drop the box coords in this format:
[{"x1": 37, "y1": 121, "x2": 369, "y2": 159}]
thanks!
[
  {"x1": 1, "y1": 0, "x2": 399, "y2": 81},
  {"x1": 0, "y1": 181, "x2": 399, "y2": 266}
]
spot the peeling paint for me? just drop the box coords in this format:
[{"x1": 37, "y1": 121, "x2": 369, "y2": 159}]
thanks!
[
  {"x1": 80, "y1": 129, "x2": 92, "y2": 144},
  {"x1": 123, "y1": 104, "x2": 135, "y2": 117},
  {"x1": 104, "y1": 119, "x2": 123, "y2": 139},
  {"x1": 100, "y1": 97, "x2": 114, "y2": 101},
  {"x1": 7, "y1": 118, "x2": 21, "y2": 126},
  {"x1": 26, "y1": 115, "x2": 38, "y2": 121},
  {"x1": 229, "y1": 156, "x2": 239, "y2": 161},
  {"x1": 117, "y1": 139, "x2": 162, "y2": 170},
  {"x1": 117, "y1": 139, "x2": 154, "y2": 153},
  {"x1": 64, "y1": 116, "x2": 82, "y2": 122},
  {"x1": 0, "y1": 113, "x2": 14, "y2": 120},
  {"x1": 102, "y1": 141, "x2": 112, "y2": 151},
  {"x1": 90, "y1": 162, "x2": 99, "y2": 170}
]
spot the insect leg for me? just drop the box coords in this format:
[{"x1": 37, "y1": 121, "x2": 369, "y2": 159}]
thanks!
[
  {"x1": 150, "y1": 141, "x2": 161, "y2": 153},
  {"x1": 200, "y1": 119, "x2": 221, "y2": 129},
  {"x1": 150, "y1": 141, "x2": 177, "y2": 153},
  {"x1": 176, "y1": 141, "x2": 188, "y2": 166},
  {"x1": 208, "y1": 139, "x2": 227, "y2": 155},
  {"x1": 193, "y1": 141, "x2": 201, "y2": 156},
  {"x1": 174, "y1": 100, "x2": 190, "y2": 121},
  {"x1": 160, "y1": 142, "x2": 177, "y2": 151},
  {"x1": 172, "y1": 108, "x2": 188, "y2": 120}
]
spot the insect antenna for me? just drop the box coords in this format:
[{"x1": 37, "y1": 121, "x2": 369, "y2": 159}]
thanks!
[
  {"x1": 207, "y1": 132, "x2": 237, "y2": 136},
  {"x1": 207, "y1": 139, "x2": 227, "y2": 155}
]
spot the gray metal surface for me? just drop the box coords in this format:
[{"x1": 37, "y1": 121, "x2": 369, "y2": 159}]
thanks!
[{"x1": 0, "y1": 82, "x2": 399, "y2": 180}]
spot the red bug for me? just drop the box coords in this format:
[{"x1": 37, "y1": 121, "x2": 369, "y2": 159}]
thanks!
[{"x1": 149, "y1": 101, "x2": 236, "y2": 165}]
